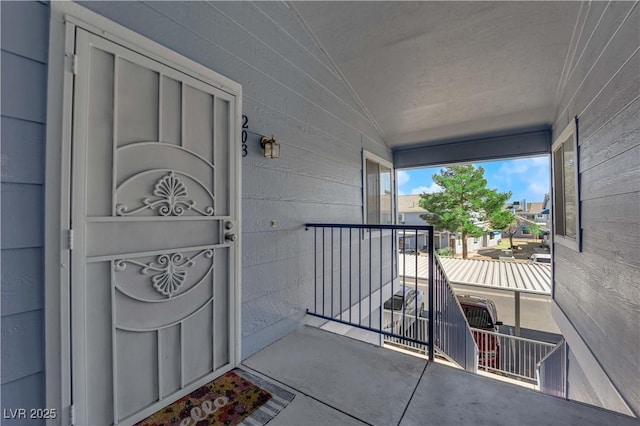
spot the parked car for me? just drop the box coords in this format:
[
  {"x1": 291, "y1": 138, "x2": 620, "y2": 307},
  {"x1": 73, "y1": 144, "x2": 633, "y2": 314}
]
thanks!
[
  {"x1": 529, "y1": 253, "x2": 551, "y2": 265},
  {"x1": 382, "y1": 286, "x2": 424, "y2": 334},
  {"x1": 398, "y1": 248, "x2": 417, "y2": 255},
  {"x1": 457, "y1": 295, "x2": 503, "y2": 369}
]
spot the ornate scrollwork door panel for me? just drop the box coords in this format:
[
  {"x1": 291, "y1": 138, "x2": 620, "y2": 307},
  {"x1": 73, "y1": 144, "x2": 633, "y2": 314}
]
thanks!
[{"x1": 71, "y1": 29, "x2": 237, "y2": 425}]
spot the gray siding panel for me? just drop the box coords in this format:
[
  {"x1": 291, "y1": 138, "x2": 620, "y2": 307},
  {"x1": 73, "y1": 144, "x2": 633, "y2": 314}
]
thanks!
[
  {"x1": 0, "y1": 0, "x2": 49, "y2": 63},
  {"x1": 1, "y1": 249, "x2": 44, "y2": 316},
  {"x1": 553, "y1": 0, "x2": 640, "y2": 415},
  {"x1": 578, "y1": 50, "x2": 640, "y2": 143},
  {"x1": 557, "y1": 2, "x2": 638, "y2": 116},
  {"x1": 242, "y1": 252, "x2": 315, "y2": 304},
  {"x1": 568, "y1": 1, "x2": 608, "y2": 68},
  {"x1": 0, "y1": 1, "x2": 49, "y2": 418},
  {"x1": 1, "y1": 117, "x2": 46, "y2": 184},
  {"x1": 580, "y1": 144, "x2": 640, "y2": 201},
  {"x1": 0, "y1": 183, "x2": 43, "y2": 249},
  {"x1": 243, "y1": 165, "x2": 361, "y2": 205},
  {"x1": 580, "y1": 98, "x2": 640, "y2": 173},
  {"x1": 1, "y1": 310, "x2": 45, "y2": 385},
  {"x1": 241, "y1": 96, "x2": 363, "y2": 167},
  {"x1": 1, "y1": 373, "x2": 46, "y2": 426},
  {"x1": 77, "y1": 0, "x2": 389, "y2": 360},
  {"x1": 241, "y1": 313, "x2": 304, "y2": 360},
  {"x1": 0, "y1": 51, "x2": 48, "y2": 123},
  {"x1": 241, "y1": 199, "x2": 361, "y2": 234}
]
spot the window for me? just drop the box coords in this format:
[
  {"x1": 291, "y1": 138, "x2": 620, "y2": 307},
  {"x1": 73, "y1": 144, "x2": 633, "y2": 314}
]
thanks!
[
  {"x1": 363, "y1": 151, "x2": 394, "y2": 224},
  {"x1": 461, "y1": 305, "x2": 494, "y2": 329},
  {"x1": 552, "y1": 118, "x2": 581, "y2": 251}
]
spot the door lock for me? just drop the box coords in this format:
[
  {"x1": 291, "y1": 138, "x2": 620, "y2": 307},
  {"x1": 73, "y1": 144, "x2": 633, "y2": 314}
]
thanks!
[{"x1": 225, "y1": 221, "x2": 234, "y2": 230}]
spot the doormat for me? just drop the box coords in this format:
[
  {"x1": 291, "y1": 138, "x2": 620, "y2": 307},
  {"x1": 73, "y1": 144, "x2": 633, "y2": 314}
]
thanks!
[{"x1": 135, "y1": 369, "x2": 294, "y2": 426}]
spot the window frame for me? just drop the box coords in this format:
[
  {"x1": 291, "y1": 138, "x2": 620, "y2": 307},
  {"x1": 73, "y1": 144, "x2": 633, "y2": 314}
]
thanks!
[
  {"x1": 551, "y1": 117, "x2": 581, "y2": 251},
  {"x1": 362, "y1": 150, "x2": 396, "y2": 226}
]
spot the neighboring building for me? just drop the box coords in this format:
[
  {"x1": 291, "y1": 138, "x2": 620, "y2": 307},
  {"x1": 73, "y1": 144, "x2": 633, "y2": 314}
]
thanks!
[
  {"x1": 397, "y1": 195, "x2": 500, "y2": 253},
  {"x1": 502, "y1": 199, "x2": 549, "y2": 240},
  {"x1": 522, "y1": 202, "x2": 547, "y2": 225},
  {"x1": 541, "y1": 193, "x2": 552, "y2": 247},
  {"x1": 397, "y1": 195, "x2": 448, "y2": 250},
  {"x1": 1, "y1": 1, "x2": 637, "y2": 423}
]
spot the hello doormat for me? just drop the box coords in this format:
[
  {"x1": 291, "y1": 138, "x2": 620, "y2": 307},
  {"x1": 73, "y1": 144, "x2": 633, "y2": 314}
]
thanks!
[{"x1": 135, "y1": 369, "x2": 294, "y2": 426}]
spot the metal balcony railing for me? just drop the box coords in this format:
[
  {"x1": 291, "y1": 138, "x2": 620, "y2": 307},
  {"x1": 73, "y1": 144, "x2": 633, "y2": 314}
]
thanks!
[
  {"x1": 472, "y1": 328, "x2": 557, "y2": 382},
  {"x1": 305, "y1": 223, "x2": 435, "y2": 360},
  {"x1": 304, "y1": 223, "x2": 565, "y2": 388},
  {"x1": 536, "y1": 339, "x2": 567, "y2": 397},
  {"x1": 433, "y1": 256, "x2": 478, "y2": 372}
]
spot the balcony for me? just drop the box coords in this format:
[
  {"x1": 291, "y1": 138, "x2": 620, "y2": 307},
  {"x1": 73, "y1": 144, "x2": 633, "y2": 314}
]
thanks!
[
  {"x1": 285, "y1": 223, "x2": 638, "y2": 424},
  {"x1": 243, "y1": 325, "x2": 636, "y2": 425}
]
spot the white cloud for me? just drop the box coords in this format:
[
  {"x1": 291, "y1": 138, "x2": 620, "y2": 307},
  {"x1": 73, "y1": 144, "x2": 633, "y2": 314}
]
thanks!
[
  {"x1": 410, "y1": 183, "x2": 442, "y2": 194},
  {"x1": 528, "y1": 182, "x2": 548, "y2": 198},
  {"x1": 397, "y1": 170, "x2": 410, "y2": 186},
  {"x1": 531, "y1": 156, "x2": 549, "y2": 166},
  {"x1": 498, "y1": 158, "x2": 530, "y2": 175}
]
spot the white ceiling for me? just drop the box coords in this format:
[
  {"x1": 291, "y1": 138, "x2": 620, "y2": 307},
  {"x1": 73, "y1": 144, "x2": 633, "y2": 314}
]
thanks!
[{"x1": 293, "y1": 1, "x2": 581, "y2": 148}]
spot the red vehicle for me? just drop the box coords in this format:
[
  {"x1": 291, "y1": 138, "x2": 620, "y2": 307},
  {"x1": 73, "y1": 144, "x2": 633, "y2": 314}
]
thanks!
[{"x1": 457, "y1": 295, "x2": 503, "y2": 369}]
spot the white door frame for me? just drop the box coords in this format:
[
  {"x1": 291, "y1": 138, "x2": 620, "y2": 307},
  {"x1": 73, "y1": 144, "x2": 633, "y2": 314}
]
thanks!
[{"x1": 45, "y1": 4, "x2": 242, "y2": 424}]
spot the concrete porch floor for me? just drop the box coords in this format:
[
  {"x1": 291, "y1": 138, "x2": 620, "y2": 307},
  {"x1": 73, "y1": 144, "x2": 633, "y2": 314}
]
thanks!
[{"x1": 243, "y1": 326, "x2": 637, "y2": 426}]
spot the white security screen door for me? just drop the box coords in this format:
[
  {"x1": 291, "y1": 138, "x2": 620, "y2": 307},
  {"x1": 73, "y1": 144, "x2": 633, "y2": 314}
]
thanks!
[{"x1": 69, "y1": 28, "x2": 240, "y2": 425}]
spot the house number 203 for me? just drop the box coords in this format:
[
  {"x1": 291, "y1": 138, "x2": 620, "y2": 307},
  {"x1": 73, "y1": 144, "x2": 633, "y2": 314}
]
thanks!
[{"x1": 241, "y1": 115, "x2": 248, "y2": 157}]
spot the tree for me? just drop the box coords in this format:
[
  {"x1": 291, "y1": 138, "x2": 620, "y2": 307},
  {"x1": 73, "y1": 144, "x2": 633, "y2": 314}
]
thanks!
[
  {"x1": 418, "y1": 165, "x2": 511, "y2": 259},
  {"x1": 490, "y1": 214, "x2": 544, "y2": 249},
  {"x1": 525, "y1": 221, "x2": 543, "y2": 240},
  {"x1": 488, "y1": 209, "x2": 516, "y2": 248}
]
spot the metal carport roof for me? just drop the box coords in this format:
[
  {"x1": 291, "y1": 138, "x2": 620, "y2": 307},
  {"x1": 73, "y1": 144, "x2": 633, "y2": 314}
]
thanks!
[{"x1": 398, "y1": 256, "x2": 551, "y2": 295}]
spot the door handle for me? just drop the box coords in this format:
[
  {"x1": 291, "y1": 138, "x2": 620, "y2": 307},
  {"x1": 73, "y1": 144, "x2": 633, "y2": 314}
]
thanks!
[{"x1": 225, "y1": 233, "x2": 237, "y2": 242}]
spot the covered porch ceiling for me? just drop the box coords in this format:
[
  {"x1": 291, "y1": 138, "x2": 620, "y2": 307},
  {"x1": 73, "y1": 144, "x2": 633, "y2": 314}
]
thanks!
[{"x1": 293, "y1": 1, "x2": 581, "y2": 149}]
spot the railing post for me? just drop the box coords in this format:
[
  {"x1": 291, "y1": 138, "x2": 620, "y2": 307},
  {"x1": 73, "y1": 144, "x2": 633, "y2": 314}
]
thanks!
[
  {"x1": 515, "y1": 291, "x2": 521, "y2": 337},
  {"x1": 428, "y1": 226, "x2": 435, "y2": 362}
]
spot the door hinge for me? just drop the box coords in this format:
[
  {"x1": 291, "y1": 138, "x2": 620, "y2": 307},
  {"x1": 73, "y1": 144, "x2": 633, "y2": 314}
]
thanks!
[
  {"x1": 69, "y1": 404, "x2": 75, "y2": 426},
  {"x1": 67, "y1": 229, "x2": 74, "y2": 250},
  {"x1": 66, "y1": 53, "x2": 78, "y2": 75},
  {"x1": 72, "y1": 54, "x2": 78, "y2": 75}
]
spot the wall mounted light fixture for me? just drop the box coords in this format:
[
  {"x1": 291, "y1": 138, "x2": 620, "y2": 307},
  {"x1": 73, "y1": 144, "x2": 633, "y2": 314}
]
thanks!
[{"x1": 260, "y1": 135, "x2": 280, "y2": 159}]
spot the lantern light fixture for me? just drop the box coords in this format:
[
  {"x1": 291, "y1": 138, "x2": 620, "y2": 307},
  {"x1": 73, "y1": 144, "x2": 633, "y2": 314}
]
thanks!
[{"x1": 260, "y1": 135, "x2": 280, "y2": 159}]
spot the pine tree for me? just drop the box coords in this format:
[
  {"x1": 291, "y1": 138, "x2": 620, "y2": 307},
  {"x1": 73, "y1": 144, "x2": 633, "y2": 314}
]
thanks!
[{"x1": 418, "y1": 165, "x2": 511, "y2": 259}]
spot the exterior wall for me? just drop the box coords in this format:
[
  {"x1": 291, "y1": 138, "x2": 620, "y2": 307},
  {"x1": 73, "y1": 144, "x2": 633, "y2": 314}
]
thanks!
[
  {"x1": 552, "y1": 1, "x2": 639, "y2": 416},
  {"x1": 454, "y1": 235, "x2": 484, "y2": 253},
  {"x1": 400, "y1": 211, "x2": 427, "y2": 226},
  {"x1": 76, "y1": 1, "x2": 388, "y2": 360},
  {"x1": 566, "y1": 347, "x2": 603, "y2": 409},
  {"x1": 399, "y1": 211, "x2": 501, "y2": 252},
  {"x1": 1, "y1": 1, "x2": 50, "y2": 420}
]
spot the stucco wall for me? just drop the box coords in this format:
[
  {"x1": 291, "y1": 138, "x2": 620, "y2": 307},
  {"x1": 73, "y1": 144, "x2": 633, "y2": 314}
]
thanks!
[
  {"x1": 552, "y1": 1, "x2": 639, "y2": 415},
  {"x1": 1, "y1": 1, "x2": 49, "y2": 421},
  {"x1": 77, "y1": 1, "x2": 388, "y2": 359}
]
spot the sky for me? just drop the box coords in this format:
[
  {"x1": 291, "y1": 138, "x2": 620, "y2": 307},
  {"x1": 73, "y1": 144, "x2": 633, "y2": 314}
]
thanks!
[{"x1": 397, "y1": 155, "x2": 550, "y2": 203}]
